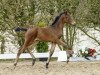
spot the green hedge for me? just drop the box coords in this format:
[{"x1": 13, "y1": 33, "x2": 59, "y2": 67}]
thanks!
[{"x1": 36, "y1": 41, "x2": 48, "y2": 53}]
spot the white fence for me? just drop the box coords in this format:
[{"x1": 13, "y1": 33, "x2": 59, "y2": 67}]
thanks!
[
  {"x1": 0, "y1": 51, "x2": 100, "y2": 61},
  {"x1": 0, "y1": 52, "x2": 58, "y2": 59},
  {"x1": 0, "y1": 51, "x2": 67, "y2": 61}
]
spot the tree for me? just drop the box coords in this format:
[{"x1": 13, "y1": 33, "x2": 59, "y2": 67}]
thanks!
[
  {"x1": 0, "y1": 0, "x2": 36, "y2": 48},
  {"x1": 0, "y1": 0, "x2": 99, "y2": 53}
]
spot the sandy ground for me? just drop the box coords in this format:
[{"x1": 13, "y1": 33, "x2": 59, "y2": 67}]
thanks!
[{"x1": 0, "y1": 61, "x2": 100, "y2": 75}]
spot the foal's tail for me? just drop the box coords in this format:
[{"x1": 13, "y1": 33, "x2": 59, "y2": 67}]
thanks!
[{"x1": 15, "y1": 27, "x2": 27, "y2": 32}]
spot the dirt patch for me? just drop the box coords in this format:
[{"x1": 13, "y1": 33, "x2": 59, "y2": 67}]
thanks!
[{"x1": 0, "y1": 61, "x2": 100, "y2": 75}]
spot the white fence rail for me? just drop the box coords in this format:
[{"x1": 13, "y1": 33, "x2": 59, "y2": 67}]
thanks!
[
  {"x1": 0, "y1": 52, "x2": 59, "y2": 59},
  {"x1": 0, "y1": 51, "x2": 68, "y2": 61},
  {"x1": 0, "y1": 51, "x2": 100, "y2": 61}
]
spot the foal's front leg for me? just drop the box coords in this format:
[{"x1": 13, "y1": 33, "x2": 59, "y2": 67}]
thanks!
[
  {"x1": 57, "y1": 39, "x2": 67, "y2": 48},
  {"x1": 57, "y1": 39, "x2": 71, "y2": 63},
  {"x1": 46, "y1": 43, "x2": 56, "y2": 68},
  {"x1": 66, "y1": 50, "x2": 74, "y2": 63}
]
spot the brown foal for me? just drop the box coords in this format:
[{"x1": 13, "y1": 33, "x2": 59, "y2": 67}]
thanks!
[{"x1": 14, "y1": 11, "x2": 76, "y2": 68}]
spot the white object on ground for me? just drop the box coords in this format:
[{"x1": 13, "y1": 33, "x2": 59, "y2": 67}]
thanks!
[
  {"x1": 57, "y1": 51, "x2": 67, "y2": 61},
  {"x1": 96, "y1": 55, "x2": 100, "y2": 60}
]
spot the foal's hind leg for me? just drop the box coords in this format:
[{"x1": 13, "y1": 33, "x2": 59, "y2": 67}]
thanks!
[
  {"x1": 46, "y1": 43, "x2": 56, "y2": 68},
  {"x1": 14, "y1": 43, "x2": 28, "y2": 67},
  {"x1": 27, "y1": 40, "x2": 39, "y2": 66},
  {"x1": 27, "y1": 49, "x2": 36, "y2": 66},
  {"x1": 14, "y1": 37, "x2": 33, "y2": 67}
]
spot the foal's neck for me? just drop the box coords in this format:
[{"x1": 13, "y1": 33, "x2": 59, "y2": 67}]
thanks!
[
  {"x1": 55, "y1": 17, "x2": 64, "y2": 33},
  {"x1": 52, "y1": 17, "x2": 65, "y2": 36}
]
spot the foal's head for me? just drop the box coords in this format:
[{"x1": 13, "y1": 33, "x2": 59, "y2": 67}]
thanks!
[{"x1": 61, "y1": 11, "x2": 76, "y2": 25}]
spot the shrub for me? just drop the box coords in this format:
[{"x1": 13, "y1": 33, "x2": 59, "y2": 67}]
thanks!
[{"x1": 36, "y1": 41, "x2": 48, "y2": 53}]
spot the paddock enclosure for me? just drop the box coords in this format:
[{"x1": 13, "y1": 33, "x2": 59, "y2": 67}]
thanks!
[{"x1": 0, "y1": 61, "x2": 100, "y2": 75}]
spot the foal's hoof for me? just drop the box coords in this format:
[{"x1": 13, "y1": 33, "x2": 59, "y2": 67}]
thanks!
[
  {"x1": 46, "y1": 63, "x2": 49, "y2": 69},
  {"x1": 13, "y1": 63, "x2": 17, "y2": 69},
  {"x1": 32, "y1": 59, "x2": 36, "y2": 66},
  {"x1": 14, "y1": 63, "x2": 17, "y2": 66},
  {"x1": 67, "y1": 60, "x2": 69, "y2": 63}
]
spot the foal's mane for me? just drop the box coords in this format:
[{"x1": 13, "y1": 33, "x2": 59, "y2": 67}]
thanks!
[{"x1": 51, "y1": 12, "x2": 65, "y2": 27}]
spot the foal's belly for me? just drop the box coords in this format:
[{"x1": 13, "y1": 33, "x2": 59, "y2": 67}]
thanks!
[
  {"x1": 37, "y1": 33, "x2": 58, "y2": 42},
  {"x1": 37, "y1": 35, "x2": 57, "y2": 42},
  {"x1": 37, "y1": 27, "x2": 58, "y2": 42}
]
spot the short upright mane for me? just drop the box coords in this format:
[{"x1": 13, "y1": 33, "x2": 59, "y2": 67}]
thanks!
[{"x1": 51, "y1": 12, "x2": 65, "y2": 27}]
